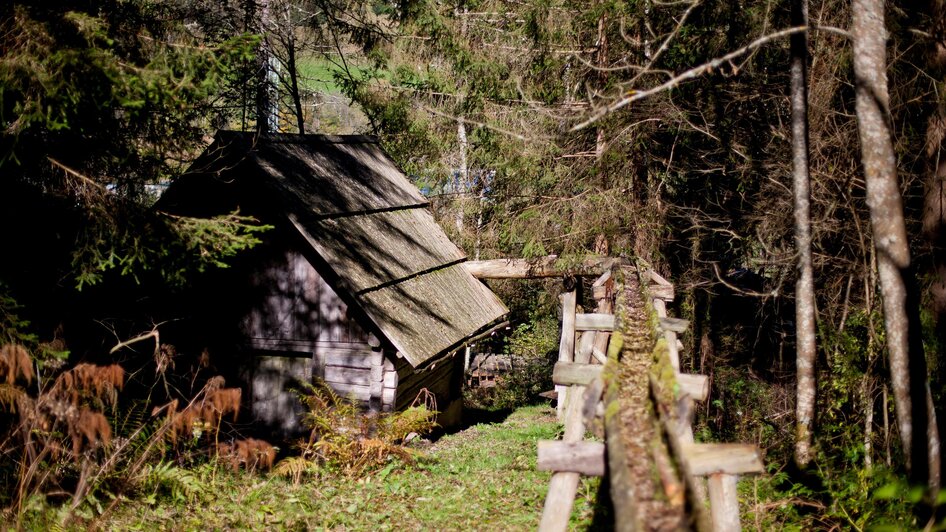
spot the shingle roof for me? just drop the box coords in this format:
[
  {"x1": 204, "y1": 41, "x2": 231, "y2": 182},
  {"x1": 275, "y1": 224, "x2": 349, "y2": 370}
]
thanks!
[{"x1": 166, "y1": 131, "x2": 507, "y2": 367}]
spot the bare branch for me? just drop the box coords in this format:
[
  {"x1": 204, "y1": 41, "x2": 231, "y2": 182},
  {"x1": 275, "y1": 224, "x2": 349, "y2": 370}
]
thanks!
[{"x1": 571, "y1": 25, "x2": 851, "y2": 131}]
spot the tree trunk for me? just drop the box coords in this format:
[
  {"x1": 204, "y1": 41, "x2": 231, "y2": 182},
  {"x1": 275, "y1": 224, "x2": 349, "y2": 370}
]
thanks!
[
  {"x1": 255, "y1": 0, "x2": 274, "y2": 134},
  {"x1": 790, "y1": 0, "x2": 816, "y2": 468},
  {"x1": 920, "y1": 0, "x2": 946, "y2": 491},
  {"x1": 852, "y1": 0, "x2": 933, "y2": 485},
  {"x1": 456, "y1": 119, "x2": 468, "y2": 234},
  {"x1": 284, "y1": 20, "x2": 306, "y2": 134}
]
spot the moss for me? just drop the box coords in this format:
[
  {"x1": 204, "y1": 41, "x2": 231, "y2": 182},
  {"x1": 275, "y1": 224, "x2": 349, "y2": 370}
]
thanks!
[{"x1": 607, "y1": 331, "x2": 624, "y2": 361}]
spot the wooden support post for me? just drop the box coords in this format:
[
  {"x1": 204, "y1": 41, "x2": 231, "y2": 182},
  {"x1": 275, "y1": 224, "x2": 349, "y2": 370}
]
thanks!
[
  {"x1": 592, "y1": 278, "x2": 613, "y2": 363},
  {"x1": 557, "y1": 290, "x2": 577, "y2": 420},
  {"x1": 537, "y1": 441, "x2": 606, "y2": 476},
  {"x1": 540, "y1": 380, "x2": 587, "y2": 532},
  {"x1": 576, "y1": 331, "x2": 595, "y2": 364},
  {"x1": 581, "y1": 375, "x2": 606, "y2": 423},
  {"x1": 708, "y1": 473, "x2": 741, "y2": 532},
  {"x1": 652, "y1": 297, "x2": 668, "y2": 318},
  {"x1": 665, "y1": 330, "x2": 681, "y2": 372}
]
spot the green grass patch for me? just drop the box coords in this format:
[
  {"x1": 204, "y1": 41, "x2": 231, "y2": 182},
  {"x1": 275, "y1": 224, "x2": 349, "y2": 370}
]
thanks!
[
  {"x1": 91, "y1": 405, "x2": 605, "y2": 530},
  {"x1": 296, "y1": 55, "x2": 381, "y2": 94}
]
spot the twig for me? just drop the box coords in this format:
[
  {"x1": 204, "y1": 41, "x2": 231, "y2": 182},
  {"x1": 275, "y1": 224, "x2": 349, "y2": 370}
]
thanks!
[{"x1": 109, "y1": 329, "x2": 159, "y2": 355}]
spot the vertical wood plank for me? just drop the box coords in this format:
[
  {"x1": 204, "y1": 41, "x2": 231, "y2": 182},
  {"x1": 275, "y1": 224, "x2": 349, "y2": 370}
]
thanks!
[
  {"x1": 576, "y1": 331, "x2": 595, "y2": 364},
  {"x1": 652, "y1": 297, "x2": 681, "y2": 372},
  {"x1": 592, "y1": 282, "x2": 613, "y2": 363},
  {"x1": 539, "y1": 383, "x2": 586, "y2": 532},
  {"x1": 665, "y1": 330, "x2": 680, "y2": 372},
  {"x1": 557, "y1": 290, "x2": 577, "y2": 420},
  {"x1": 708, "y1": 473, "x2": 741, "y2": 532}
]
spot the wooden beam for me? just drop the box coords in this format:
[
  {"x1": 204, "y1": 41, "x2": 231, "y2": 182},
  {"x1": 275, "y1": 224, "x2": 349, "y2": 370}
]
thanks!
[
  {"x1": 683, "y1": 443, "x2": 764, "y2": 476},
  {"x1": 649, "y1": 284, "x2": 675, "y2": 302},
  {"x1": 464, "y1": 255, "x2": 622, "y2": 279},
  {"x1": 593, "y1": 270, "x2": 612, "y2": 287},
  {"x1": 659, "y1": 317, "x2": 690, "y2": 333},
  {"x1": 648, "y1": 269, "x2": 673, "y2": 287},
  {"x1": 553, "y1": 362, "x2": 603, "y2": 386},
  {"x1": 575, "y1": 313, "x2": 615, "y2": 331},
  {"x1": 538, "y1": 441, "x2": 605, "y2": 477},
  {"x1": 591, "y1": 270, "x2": 612, "y2": 300},
  {"x1": 677, "y1": 373, "x2": 709, "y2": 402}
]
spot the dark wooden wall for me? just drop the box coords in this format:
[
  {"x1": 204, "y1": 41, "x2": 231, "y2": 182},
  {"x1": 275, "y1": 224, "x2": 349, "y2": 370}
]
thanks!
[{"x1": 235, "y1": 246, "x2": 463, "y2": 431}]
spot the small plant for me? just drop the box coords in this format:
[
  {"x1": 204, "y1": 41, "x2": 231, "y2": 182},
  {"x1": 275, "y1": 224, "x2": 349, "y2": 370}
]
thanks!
[
  {"x1": 273, "y1": 380, "x2": 437, "y2": 482},
  {"x1": 217, "y1": 438, "x2": 277, "y2": 473},
  {"x1": 151, "y1": 376, "x2": 242, "y2": 445}
]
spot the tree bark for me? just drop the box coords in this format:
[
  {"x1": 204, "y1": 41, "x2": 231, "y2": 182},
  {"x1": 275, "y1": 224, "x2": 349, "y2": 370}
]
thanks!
[
  {"x1": 920, "y1": 0, "x2": 946, "y2": 491},
  {"x1": 283, "y1": 17, "x2": 306, "y2": 134},
  {"x1": 852, "y1": 0, "x2": 932, "y2": 485},
  {"x1": 456, "y1": 119, "x2": 468, "y2": 234},
  {"x1": 790, "y1": 0, "x2": 816, "y2": 468}
]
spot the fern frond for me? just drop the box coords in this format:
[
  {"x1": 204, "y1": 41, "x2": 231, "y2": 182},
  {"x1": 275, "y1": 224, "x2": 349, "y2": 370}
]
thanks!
[
  {"x1": 137, "y1": 461, "x2": 206, "y2": 503},
  {"x1": 273, "y1": 456, "x2": 319, "y2": 484},
  {"x1": 0, "y1": 383, "x2": 28, "y2": 413}
]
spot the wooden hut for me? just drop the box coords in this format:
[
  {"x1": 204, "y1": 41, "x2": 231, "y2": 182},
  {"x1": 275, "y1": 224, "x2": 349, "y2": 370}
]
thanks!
[{"x1": 158, "y1": 131, "x2": 508, "y2": 435}]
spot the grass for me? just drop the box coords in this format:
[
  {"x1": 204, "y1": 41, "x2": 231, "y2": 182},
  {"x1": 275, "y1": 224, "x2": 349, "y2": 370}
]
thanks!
[
  {"x1": 295, "y1": 55, "x2": 381, "y2": 94},
  {"x1": 90, "y1": 404, "x2": 607, "y2": 531}
]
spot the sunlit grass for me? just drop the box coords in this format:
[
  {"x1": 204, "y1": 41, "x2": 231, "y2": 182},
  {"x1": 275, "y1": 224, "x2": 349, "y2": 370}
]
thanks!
[{"x1": 99, "y1": 405, "x2": 606, "y2": 530}]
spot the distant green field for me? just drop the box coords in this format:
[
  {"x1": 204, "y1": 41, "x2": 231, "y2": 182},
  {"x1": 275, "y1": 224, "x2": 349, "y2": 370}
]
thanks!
[{"x1": 296, "y1": 55, "x2": 379, "y2": 94}]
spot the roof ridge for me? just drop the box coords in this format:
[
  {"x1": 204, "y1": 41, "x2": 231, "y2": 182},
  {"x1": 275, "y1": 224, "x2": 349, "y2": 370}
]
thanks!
[{"x1": 215, "y1": 130, "x2": 378, "y2": 144}]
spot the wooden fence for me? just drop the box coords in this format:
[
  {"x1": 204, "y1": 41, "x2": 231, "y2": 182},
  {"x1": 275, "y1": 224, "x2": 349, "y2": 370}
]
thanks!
[{"x1": 466, "y1": 257, "x2": 764, "y2": 531}]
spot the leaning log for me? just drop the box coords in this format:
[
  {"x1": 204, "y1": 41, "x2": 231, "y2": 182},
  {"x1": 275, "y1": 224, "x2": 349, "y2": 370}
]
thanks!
[{"x1": 464, "y1": 255, "x2": 624, "y2": 279}]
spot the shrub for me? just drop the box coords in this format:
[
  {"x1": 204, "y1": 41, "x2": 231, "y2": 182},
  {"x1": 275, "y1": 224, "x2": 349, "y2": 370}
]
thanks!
[{"x1": 273, "y1": 380, "x2": 437, "y2": 482}]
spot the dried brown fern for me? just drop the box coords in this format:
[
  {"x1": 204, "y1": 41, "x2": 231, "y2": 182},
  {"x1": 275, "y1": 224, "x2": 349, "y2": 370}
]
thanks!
[
  {"x1": 0, "y1": 344, "x2": 34, "y2": 384},
  {"x1": 49, "y1": 363, "x2": 124, "y2": 406},
  {"x1": 70, "y1": 408, "x2": 112, "y2": 455},
  {"x1": 217, "y1": 438, "x2": 276, "y2": 473},
  {"x1": 151, "y1": 380, "x2": 241, "y2": 444},
  {"x1": 0, "y1": 383, "x2": 30, "y2": 413}
]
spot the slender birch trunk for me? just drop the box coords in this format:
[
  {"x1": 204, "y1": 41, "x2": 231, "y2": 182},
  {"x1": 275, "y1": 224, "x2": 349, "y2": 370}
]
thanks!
[
  {"x1": 456, "y1": 120, "x2": 468, "y2": 234},
  {"x1": 790, "y1": 0, "x2": 816, "y2": 468}
]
